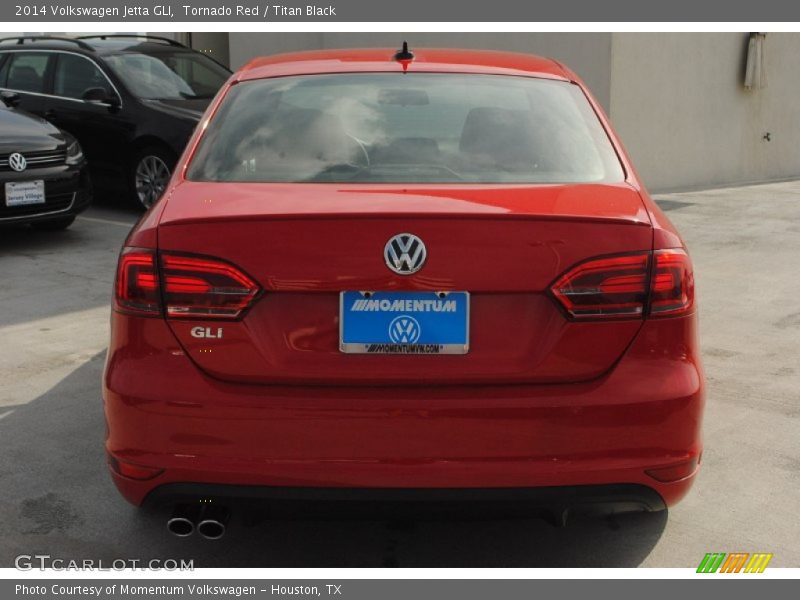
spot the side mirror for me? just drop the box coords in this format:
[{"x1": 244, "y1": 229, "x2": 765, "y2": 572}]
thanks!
[
  {"x1": 82, "y1": 87, "x2": 121, "y2": 109},
  {"x1": 0, "y1": 91, "x2": 21, "y2": 108}
]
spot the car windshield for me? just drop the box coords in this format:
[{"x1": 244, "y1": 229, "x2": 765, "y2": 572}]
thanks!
[
  {"x1": 104, "y1": 51, "x2": 229, "y2": 100},
  {"x1": 187, "y1": 73, "x2": 625, "y2": 184}
]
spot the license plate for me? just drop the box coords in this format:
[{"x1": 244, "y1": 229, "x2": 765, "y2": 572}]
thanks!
[
  {"x1": 340, "y1": 291, "x2": 469, "y2": 354},
  {"x1": 5, "y1": 180, "x2": 45, "y2": 206}
]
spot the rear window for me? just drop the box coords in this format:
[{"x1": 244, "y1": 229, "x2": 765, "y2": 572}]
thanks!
[
  {"x1": 104, "y1": 51, "x2": 229, "y2": 100},
  {"x1": 53, "y1": 54, "x2": 113, "y2": 99},
  {"x1": 188, "y1": 73, "x2": 625, "y2": 184},
  {"x1": 4, "y1": 53, "x2": 51, "y2": 93}
]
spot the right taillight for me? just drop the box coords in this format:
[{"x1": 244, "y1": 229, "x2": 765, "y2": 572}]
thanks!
[
  {"x1": 550, "y1": 249, "x2": 694, "y2": 320},
  {"x1": 550, "y1": 252, "x2": 650, "y2": 319},
  {"x1": 114, "y1": 248, "x2": 261, "y2": 320},
  {"x1": 649, "y1": 249, "x2": 694, "y2": 317}
]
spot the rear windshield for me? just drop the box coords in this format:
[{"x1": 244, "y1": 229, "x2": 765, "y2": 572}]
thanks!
[{"x1": 187, "y1": 73, "x2": 625, "y2": 184}]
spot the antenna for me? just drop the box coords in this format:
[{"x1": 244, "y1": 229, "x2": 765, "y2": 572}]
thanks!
[{"x1": 393, "y1": 41, "x2": 415, "y2": 72}]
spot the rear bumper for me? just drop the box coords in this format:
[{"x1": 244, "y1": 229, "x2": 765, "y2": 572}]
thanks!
[
  {"x1": 143, "y1": 483, "x2": 666, "y2": 521},
  {"x1": 103, "y1": 314, "x2": 704, "y2": 508}
]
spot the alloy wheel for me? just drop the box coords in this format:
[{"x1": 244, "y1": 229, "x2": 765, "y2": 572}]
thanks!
[{"x1": 134, "y1": 155, "x2": 171, "y2": 208}]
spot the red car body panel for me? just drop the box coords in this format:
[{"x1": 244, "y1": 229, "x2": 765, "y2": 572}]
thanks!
[
  {"x1": 105, "y1": 312, "x2": 703, "y2": 507},
  {"x1": 237, "y1": 48, "x2": 573, "y2": 82},
  {"x1": 105, "y1": 49, "x2": 704, "y2": 510},
  {"x1": 158, "y1": 182, "x2": 650, "y2": 386}
]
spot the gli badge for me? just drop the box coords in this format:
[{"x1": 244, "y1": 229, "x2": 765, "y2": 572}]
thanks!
[{"x1": 191, "y1": 326, "x2": 223, "y2": 339}]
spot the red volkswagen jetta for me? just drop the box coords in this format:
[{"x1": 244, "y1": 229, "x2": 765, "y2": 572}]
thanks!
[{"x1": 104, "y1": 47, "x2": 703, "y2": 536}]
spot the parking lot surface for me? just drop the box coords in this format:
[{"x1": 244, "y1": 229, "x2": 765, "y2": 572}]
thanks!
[{"x1": 1, "y1": 183, "x2": 798, "y2": 567}]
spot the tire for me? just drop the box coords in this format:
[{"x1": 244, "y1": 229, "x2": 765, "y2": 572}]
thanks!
[
  {"x1": 130, "y1": 146, "x2": 176, "y2": 210},
  {"x1": 30, "y1": 216, "x2": 75, "y2": 231}
]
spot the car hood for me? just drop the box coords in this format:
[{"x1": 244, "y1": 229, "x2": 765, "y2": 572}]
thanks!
[
  {"x1": 142, "y1": 98, "x2": 209, "y2": 121},
  {"x1": 0, "y1": 107, "x2": 65, "y2": 152}
]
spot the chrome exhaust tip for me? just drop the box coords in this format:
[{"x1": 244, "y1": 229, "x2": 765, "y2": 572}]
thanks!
[
  {"x1": 167, "y1": 517, "x2": 194, "y2": 537},
  {"x1": 197, "y1": 519, "x2": 225, "y2": 540},
  {"x1": 196, "y1": 506, "x2": 230, "y2": 540},
  {"x1": 167, "y1": 504, "x2": 199, "y2": 537}
]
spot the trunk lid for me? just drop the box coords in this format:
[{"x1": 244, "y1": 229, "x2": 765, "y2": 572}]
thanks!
[{"x1": 158, "y1": 181, "x2": 652, "y2": 385}]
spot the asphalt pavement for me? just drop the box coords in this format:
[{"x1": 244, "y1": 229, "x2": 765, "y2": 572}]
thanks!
[{"x1": 0, "y1": 183, "x2": 798, "y2": 567}]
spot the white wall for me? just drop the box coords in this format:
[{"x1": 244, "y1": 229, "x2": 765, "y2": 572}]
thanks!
[
  {"x1": 228, "y1": 32, "x2": 613, "y2": 109},
  {"x1": 609, "y1": 33, "x2": 800, "y2": 192}
]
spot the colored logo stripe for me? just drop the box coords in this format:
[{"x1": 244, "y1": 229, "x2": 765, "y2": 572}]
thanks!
[
  {"x1": 744, "y1": 553, "x2": 773, "y2": 573},
  {"x1": 720, "y1": 553, "x2": 749, "y2": 573},
  {"x1": 697, "y1": 553, "x2": 726, "y2": 573},
  {"x1": 697, "y1": 553, "x2": 773, "y2": 573}
]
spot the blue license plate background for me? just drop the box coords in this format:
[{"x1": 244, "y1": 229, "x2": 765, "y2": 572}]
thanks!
[{"x1": 340, "y1": 291, "x2": 469, "y2": 354}]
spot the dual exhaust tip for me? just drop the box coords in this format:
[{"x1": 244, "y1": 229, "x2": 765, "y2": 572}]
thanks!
[{"x1": 167, "y1": 504, "x2": 229, "y2": 540}]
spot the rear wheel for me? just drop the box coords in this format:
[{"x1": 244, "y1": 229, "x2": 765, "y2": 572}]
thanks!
[
  {"x1": 131, "y1": 147, "x2": 175, "y2": 210},
  {"x1": 31, "y1": 216, "x2": 75, "y2": 231}
]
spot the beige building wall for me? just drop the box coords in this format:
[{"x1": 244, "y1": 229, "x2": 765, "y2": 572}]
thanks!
[
  {"x1": 228, "y1": 33, "x2": 613, "y2": 109},
  {"x1": 609, "y1": 32, "x2": 800, "y2": 191}
]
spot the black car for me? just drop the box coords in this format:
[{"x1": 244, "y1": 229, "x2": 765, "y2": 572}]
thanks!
[
  {"x1": 0, "y1": 91, "x2": 91, "y2": 230},
  {"x1": 0, "y1": 35, "x2": 231, "y2": 209}
]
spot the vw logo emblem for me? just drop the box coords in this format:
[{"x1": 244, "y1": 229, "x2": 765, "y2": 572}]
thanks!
[
  {"x1": 384, "y1": 233, "x2": 427, "y2": 275},
  {"x1": 8, "y1": 152, "x2": 26, "y2": 172},
  {"x1": 389, "y1": 315, "x2": 421, "y2": 344}
]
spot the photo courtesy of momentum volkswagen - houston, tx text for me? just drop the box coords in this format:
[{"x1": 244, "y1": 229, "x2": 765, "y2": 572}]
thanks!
[{"x1": 103, "y1": 43, "x2": 704, "y2": 539}]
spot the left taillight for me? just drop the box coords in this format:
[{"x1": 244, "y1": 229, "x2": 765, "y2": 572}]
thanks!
[
  {"x1": 114, "y1": 248, "x2": 261, "y2": 319},
  {"x1": 160, "y1": 253, "x2": 260, "y2": 319},
  {"x1": 115, "y1": 248, "x2": 161, "y2": 315}
]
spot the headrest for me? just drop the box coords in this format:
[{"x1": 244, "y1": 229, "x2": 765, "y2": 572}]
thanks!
[{"x1": 459, "y1": 107, "x2": 538, "y2": 168}]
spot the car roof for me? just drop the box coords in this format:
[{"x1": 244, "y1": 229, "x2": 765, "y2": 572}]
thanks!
[
  {"x1": 0, "y1": 37, "x2": 192, "y2": 57},
  {"x1": 237, "y1": 48, "x2": 575, "y2": 82},
  {"x1": 81, "y1": 40, "x2": 192, "y2": 55}
]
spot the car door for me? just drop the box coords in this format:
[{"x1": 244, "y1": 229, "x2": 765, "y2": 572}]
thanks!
[
  {"x1": 0, "y1": 51, "x2": 54, "y2": 116},
  {"x1": 46, "y1": 52, "x2": 131, "y2": 178}
]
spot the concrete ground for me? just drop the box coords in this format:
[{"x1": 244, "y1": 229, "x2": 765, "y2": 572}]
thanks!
[{"x1": 0, "y1": 182, "x2": 798, "y2": 568}]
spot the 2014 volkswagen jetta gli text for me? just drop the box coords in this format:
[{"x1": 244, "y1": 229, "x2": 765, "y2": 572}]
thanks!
[{"x1": 103, "y1": 48, "x2": 704, "y2": 530}]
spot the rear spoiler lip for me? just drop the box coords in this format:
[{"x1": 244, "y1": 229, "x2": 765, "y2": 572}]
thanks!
[
  {"x1": 157, "y1": 210, "x2": 653, "y2": 229},
  {"x1": 157, "y1": 180, "x2": 653, "y2": 229}
]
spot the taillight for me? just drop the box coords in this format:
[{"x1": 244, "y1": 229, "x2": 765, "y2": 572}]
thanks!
[
  {"x1": 115, "y1": 248, "x2": 160, "y2": 315},
  {"x1": 550, "y1": 249, "x2": 694, "y2": 320},
  {"x1": 649, "y1": 249, "x2": 694, "y2": 317},
  {"x1": 114, "y1": 248, "x2": 260, "y2": 319},
  {"x1": 160, "y1": 254, "x2": 260, "y2": 319},
  {"x1": 551, "y1": 253, "x2": 650, "y2": 319}
]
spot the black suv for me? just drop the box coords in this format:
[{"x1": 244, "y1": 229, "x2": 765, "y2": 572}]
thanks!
[{"x1": 0, "y1": 35, "x2": 231, "y2": 208}]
